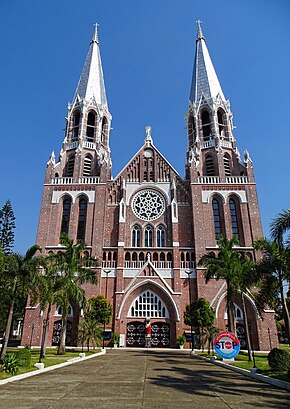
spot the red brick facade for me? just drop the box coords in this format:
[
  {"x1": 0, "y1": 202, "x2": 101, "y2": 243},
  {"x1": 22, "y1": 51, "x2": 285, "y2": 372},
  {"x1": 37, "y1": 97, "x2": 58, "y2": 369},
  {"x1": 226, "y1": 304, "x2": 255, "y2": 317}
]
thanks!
[{"x1": 21, "y1": 25, "x2": 278, "y2": 350}]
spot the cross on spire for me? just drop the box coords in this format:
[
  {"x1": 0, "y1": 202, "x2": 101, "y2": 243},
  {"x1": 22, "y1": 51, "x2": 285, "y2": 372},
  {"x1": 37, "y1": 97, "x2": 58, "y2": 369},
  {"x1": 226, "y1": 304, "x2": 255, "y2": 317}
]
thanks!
[
  {"x1": 92, "y1": 23, "x2": 99, "y2": 44},
  {"x1": 196, "y1": 19, "x2": 205, "y2": 42}
]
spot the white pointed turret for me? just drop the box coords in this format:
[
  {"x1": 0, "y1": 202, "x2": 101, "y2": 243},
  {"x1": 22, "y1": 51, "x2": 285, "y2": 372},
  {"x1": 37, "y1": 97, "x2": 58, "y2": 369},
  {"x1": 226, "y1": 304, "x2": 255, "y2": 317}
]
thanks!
[
  {"x1": 73, "y1": 24, "x2": 107, "y2": 107},
  {"x1": 189, "y1": 20, "x2": 225, "y2": 103}
]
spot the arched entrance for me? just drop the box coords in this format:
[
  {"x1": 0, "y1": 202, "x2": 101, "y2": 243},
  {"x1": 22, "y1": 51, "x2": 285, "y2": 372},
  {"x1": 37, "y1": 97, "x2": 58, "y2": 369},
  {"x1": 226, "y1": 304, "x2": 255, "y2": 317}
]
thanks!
[{"x1": 125, "y1": 289, "x2": 171, "y2": 347}]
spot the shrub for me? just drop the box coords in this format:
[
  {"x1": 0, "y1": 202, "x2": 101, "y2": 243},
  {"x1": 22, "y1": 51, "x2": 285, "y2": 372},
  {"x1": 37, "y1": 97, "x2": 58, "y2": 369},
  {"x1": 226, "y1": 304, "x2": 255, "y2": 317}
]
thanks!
[
  {"x1": 176, "y1": 335, "x2": 186, "y2": 346},
  {"x1": 17, "y1": 346, "x2": 32, "y2": 367},
  {"x1": 1, "y1": 353, "x2": 19, "y2": 375},
  {"x1": 111, "y1": 333, "x2": 119, "y2": 345},
  {"x1": 267, "y1": 348, "x2": 290, "y2": 371}
]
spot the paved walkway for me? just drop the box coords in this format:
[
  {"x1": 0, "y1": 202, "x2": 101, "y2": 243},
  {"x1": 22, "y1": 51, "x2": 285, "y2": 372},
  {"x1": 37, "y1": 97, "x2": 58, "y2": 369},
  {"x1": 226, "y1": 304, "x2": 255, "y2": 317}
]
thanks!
[{"x1": 0, "y1": 349, "x2": 289, "y2": 408}]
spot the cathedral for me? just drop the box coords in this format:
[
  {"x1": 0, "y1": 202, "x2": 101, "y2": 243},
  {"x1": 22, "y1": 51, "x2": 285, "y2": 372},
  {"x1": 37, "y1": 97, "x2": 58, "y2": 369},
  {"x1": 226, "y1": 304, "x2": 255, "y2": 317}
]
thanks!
[{"x1": 21, "y1": 23, "x2": 277, "y2": 350}]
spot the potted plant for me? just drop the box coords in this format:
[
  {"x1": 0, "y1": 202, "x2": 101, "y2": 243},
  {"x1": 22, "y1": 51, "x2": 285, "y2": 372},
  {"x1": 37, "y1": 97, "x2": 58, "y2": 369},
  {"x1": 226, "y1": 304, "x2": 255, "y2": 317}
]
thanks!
[
  {"x1": 111, "y1": 333, "x2": 119, "y2": 348},
  {"x1": 176, "y1": 335, "x2": 186, "y2": 349}
]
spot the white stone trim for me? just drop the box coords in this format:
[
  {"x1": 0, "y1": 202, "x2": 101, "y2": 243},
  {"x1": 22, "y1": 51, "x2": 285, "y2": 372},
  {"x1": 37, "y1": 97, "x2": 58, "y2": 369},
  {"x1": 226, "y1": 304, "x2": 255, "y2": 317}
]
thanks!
[
  {"x1": 101, "y1": 269, "x2": 116, "y2": 278},
  {"x1": 117, "y1": 279, "x2": 180, "y2": 321},
  {"x1": 180, "y1": 269, "x2": 196, "y2": 278},
  {"x1": 51, "y1": 190, "x2": 95, "y2": 204},
  {"x1": 126, "y1": 182, "x2": 171, "y2": 206},
  {"x1": 201, "y1": 190, "x2": 247, "y2": 204},
  {"x1": 118, "y1": 242, "x2": 125, "y2": 247},
  {"x1": 172, "y1": 242, "x2": 179, "y2": 247}
]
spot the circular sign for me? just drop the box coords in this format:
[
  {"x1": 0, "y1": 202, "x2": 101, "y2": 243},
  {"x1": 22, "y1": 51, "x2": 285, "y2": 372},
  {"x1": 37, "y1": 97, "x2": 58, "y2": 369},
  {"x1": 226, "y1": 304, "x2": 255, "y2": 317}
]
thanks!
[{"x1": 213, "y1": 331, "x2": 240, "y2": 360}]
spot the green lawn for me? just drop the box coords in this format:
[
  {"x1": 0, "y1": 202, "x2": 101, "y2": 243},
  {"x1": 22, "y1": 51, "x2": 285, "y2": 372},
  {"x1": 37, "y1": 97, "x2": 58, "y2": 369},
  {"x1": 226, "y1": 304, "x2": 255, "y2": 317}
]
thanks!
[
  {"x1": 197, "y1": 346, "x2": 290, "y2": 383},
  {"x1": 0, "y1": 348, "x2": 100, "y2": 380}
]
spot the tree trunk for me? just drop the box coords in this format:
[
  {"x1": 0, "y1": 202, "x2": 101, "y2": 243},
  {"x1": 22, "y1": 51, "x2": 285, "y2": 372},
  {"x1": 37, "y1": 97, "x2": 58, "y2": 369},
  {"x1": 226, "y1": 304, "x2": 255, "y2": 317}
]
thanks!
[
  {"x1": 279, "y1": 275, "x2": 290, "y2": 346},
  {"x1": 39, "y1": 303, "x2": 51, "y2": 360},
  {"x1": 0, "y1": 298, "x2": 15, "y2": 358},
  {"x1": 58, "y1": 312, "x2": 67, "y2": 355},
  {"x1": 226, "y1": 284, "x2": 235, "y2": 333},
  {"x1": 241, "y1": 292, "x2": 252, "y2": 361}
]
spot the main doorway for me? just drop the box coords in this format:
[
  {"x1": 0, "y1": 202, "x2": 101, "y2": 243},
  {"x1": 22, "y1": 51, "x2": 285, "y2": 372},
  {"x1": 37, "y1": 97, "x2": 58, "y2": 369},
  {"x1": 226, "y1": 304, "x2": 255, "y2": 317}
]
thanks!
[{"x1": 126, "y1": 321, "x2": 170, "y2": 347}]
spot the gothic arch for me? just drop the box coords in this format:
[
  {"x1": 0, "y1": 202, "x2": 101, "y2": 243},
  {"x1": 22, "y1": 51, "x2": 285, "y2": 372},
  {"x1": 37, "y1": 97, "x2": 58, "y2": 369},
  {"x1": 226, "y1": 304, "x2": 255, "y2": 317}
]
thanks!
[
  {"x1": 215, "y1": 291, "x2": 260, "y2": 321},
  {"x1": 117, "y1": 279, "x2": 180, "y2": 321}
]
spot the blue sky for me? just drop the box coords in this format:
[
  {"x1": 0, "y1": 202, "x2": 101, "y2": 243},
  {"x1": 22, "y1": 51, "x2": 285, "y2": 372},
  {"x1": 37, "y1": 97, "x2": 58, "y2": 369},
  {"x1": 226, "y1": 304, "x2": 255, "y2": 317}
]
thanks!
[{"x1": 1, "y1": 0, "x2": 290, "y2": 254}]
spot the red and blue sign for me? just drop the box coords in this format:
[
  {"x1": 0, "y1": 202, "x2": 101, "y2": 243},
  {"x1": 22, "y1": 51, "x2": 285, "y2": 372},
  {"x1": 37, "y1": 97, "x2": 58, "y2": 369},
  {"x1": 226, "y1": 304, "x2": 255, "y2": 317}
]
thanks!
[{"x1": 213, "y1": 331, "x2": 240, "y2": 360}]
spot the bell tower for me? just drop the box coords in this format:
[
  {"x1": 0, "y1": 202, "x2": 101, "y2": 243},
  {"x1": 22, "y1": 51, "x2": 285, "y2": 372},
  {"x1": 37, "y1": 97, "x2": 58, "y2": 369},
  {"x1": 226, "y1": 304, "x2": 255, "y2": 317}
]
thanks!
[
  {"x1": 46, "y1": 24, "x2": 112, "y2": 184},
  {"x1": 185, "y1": 21, "x2": 254, "y2": 183}
]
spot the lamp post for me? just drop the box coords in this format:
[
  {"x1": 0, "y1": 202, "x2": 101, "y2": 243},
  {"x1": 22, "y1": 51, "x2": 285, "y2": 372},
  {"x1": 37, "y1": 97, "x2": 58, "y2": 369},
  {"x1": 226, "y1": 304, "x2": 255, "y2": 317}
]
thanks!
[
  {"x1": 102, "y1": 269, "x2": 110, "y2": 349},
  {"x1": 185, "y1": 270, "x2": 194, "y2": 352}
]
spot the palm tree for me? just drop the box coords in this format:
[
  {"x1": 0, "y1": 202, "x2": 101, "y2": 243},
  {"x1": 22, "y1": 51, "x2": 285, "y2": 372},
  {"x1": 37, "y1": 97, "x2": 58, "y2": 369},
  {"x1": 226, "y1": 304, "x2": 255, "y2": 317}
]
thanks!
[
  {"x1": 199, "y1": 236, "x2": 244, "y2": 333},
  {"x1": 270, "y1": 209, "x2": 290, "y2": 246},
  {"x1": 51, "y1": 234, "x2": 98, "y2": 354},
  {"x1": 78, "y1": 316, "x2": 103, "y2": 351},
  {"x1": 254, "y1": 238, "x2": 290, "y2": 345},
  {"x1": 0, "y1": 245, "x2": 41, "y2": 358}
]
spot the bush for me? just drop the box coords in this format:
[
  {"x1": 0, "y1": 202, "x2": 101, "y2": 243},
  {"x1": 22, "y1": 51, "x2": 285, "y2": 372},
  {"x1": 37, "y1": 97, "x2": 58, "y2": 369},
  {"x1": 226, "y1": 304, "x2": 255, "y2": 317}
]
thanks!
[
  {"x1": 176, "y1": 335, "x2": 186, "y2": 346},
  {"x1": 1, "y1": 353, "x2": 19, "y2": 375},
  {"x1": 17, "y1": 346, "x2": 32, "y2": 367},
  {"x1": 267, "y1": 348, "x2": 290, "y2": 371},
  {"x1": 111, "y1": 333, "x2": 119, "y2": 345}
]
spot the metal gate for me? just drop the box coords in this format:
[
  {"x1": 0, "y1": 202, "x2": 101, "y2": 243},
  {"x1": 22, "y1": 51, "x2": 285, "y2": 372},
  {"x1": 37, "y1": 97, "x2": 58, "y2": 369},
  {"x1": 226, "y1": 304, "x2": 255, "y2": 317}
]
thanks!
[
  {"x1": 52, "y1": 320, "x2": 72, "y2": 346},
  {"x1": 126, "y1": 321, "x2": 170, "y2": 347}
]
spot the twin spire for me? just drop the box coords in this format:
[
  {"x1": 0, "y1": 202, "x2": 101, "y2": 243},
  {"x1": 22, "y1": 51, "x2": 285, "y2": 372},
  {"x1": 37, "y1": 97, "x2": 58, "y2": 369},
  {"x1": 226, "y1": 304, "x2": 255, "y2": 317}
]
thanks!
[
  {"x1": 72, "y1": 21, "x2": 225, "y2": 114},
  {"x1": 189, "y1": 20, "x2": 225, "y2": 103},
  {"x1": 73, "y1": 24, "x2": 107, "y2": 107}
]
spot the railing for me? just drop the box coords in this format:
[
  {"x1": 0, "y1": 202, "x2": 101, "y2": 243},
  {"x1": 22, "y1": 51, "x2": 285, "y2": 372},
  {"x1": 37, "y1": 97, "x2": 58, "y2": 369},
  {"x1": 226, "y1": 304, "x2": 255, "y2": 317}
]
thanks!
[
  {"x1": 201, "y1": 139, "x2": 215, "y2": 149},
  {"x1": 124, "y1": 260, "x2": 172, "y2": 269},
  {"x1": 220, "y1": 140, "x2": 232, "y2": 148},
  {"x1": 197, "y1": 176, "x2": 220, "y2": 184},
  {"x1": 51, "y1": 176, "x2": 100, "y2": 185},
  {"x1": 226, "y1": 176, "x2": 249, "y2": 184},
  {"x1": 197, "y1": 176, "x2": 249, "y2": 184},
  {"x1": 180, "y1": 261, "x2": 195, "y2": 269},
  {"x1": 102, "y1": 261, "x2": 117, "y2": 268},
  {"x1": 84, "y1": 141, "x2": 96, "y2": 150},
  {"x1": 67, "y1": 141, "x2": 78, "y2": 150}
]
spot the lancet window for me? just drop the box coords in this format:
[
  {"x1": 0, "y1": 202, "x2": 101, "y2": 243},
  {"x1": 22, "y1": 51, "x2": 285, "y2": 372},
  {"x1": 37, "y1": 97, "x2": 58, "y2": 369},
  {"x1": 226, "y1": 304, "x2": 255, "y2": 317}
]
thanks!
[
  {"x1": 144, "y1": 225, "x2": 153, "y2": 247},
  {"x1": 217, "y1": 109, "x2": 226, "y2": 137},
  {"x1": 77, "y1": 197, "x2": 88, "y2": 242},
  {"x1": 132, "y1": 225, "x2": 141, "y2": 247},
  {"x1": 212, "y1": 198, "x2": 224, "y2": 242},
  {"x1": 65, "y1": 155, "x2": 75, "y2": 177},
  {"x1": 129, "y1": 291, "x2": 168, "y2": 318},
  {"x1": 60, "y1": 197, "x2": 71, "y2": 236},
  {"x1": 72, "y1": 111, "x2": 80, "y2": 141},
  {"x1": 223, "y1": 154, "x2": 231, "y2": 177},
  {"x1": 201, "y1": 110, "x2": 211, "y2": 140},
  {"x1": 156, "y1": 226, "x2": 165, "y2": 247},
  {"x1": 86, "y1": 112, "x2": 96, "y2": 142},
  {"x1": 229, "y1": 199, "x2": 239, "y2": 239},
  {"x1": 83, "y1": 155, "x2": 92, "y2": 176},
  {"x1": 101, "y1": 117, "x2": 108, "y2": 145},
  {"x1": 205, "y1": 155, "x2": 215, "y2": 176}
]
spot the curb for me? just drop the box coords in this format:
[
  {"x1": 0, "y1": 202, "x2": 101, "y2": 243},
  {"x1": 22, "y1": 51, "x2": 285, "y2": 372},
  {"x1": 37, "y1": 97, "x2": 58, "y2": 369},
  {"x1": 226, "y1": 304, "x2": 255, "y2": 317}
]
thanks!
[
  {"x1": 0, "y1": 349, "x2": 106, "y2": 386},
  {"x1": 192, "y1": 354, "x2": 290, "y2": 392}
]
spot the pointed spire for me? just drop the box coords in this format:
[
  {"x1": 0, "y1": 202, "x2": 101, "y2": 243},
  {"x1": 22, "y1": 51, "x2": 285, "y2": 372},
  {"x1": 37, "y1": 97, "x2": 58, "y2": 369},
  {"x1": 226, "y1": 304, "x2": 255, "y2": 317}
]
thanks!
[
  {"x1": 73, "y1": 24, "x2": 107, "y2": 107},
  {"x1": 189, "y1": 21, "x2": 225, "y2": 103}
]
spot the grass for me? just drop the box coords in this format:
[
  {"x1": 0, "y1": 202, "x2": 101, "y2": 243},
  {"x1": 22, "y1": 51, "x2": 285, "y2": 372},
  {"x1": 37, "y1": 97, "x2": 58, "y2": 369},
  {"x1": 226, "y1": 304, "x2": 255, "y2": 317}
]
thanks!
[
  {"x1": 196, "y1": 346, "x2": 290, "y2": 383},
  {"x1": 0, "y1": 348, "x2": 100, "y2": 380}
]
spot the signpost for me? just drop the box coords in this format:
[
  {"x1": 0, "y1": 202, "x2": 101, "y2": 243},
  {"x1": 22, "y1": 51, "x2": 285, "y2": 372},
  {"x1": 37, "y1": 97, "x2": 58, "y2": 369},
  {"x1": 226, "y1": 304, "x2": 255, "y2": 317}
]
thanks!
[{"x1": 213, "y1": 331, "x2": 240, "y2": 361}]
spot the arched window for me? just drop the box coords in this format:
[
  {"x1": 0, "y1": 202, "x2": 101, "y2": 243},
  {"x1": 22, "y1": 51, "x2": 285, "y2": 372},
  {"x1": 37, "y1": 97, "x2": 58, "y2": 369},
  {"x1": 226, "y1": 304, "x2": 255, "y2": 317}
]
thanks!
[
  {"x1": 72, "y1": 111, "x2": 80, "y2": 140},
  {"x1": 77, "y1": 197, "x2": 88, "y2": 243},
  {"x1": 125, "y1": 252, "x2": 130, "y2": 268},
  {"x1": 132, "y1": 226, "x2": 141, "y2": 247},
  {"x1": 55, "y1": 304, "x2": 73, "y2": 317},
  {"x1": 101, "y1": 117, "x2": 108, "y2": 144},
  {"x1": 86, "y1": 112, "x2": 96, "y2": 142},
  {"x1": 223, "y1": 154, "x2": 231, "y2": 177},
  {"x1": 201, "y1": 110, "x2": 211, "y2": 140},
  {"x1": 129, "y1": 290, "x2": 168, "y2": 318},
  {"x1": 187, "y1": 114, "x2": 196, "y2": 146},
  {"x1": 212, "y1": 198, "x2": 222, "y2": 242},
  {"x1": 229, "y1": 198, "x2": 239, "y2": 239},
  {"x1": 217, "y1": 109, "x2": 225, "y2": 137},
  {"x1": 61, "y1": 197, "x2": 71, "y2": 236},
  {"x1": 156, "y1": 226, "x2": 165, "y2": 247},
  {"x1": 144, "y1": 226, "x2": 153, "y2": 247},
  {"x1": 83, "y1": 155, "x2": 92, "y2": 176},
  {"x1": 205, "y1": 155, "x2": 215, "y2": 176},
  {"x1": 65, "y1": 155, "x2": 75, "y2": 177}
]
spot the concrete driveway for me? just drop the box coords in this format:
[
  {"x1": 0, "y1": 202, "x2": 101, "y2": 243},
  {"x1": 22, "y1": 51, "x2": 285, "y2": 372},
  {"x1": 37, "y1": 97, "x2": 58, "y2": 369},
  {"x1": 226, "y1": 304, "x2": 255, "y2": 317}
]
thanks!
[{"x1": 0, "y1": 349, "x2": 289, "y2": 408}]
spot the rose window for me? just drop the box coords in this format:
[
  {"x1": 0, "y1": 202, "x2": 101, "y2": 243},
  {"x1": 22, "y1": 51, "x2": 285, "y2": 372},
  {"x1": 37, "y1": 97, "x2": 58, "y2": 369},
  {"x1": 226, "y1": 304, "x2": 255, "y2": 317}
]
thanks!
[{"x1": 132, "y1": 189, "x2": 165, "y2": 221}]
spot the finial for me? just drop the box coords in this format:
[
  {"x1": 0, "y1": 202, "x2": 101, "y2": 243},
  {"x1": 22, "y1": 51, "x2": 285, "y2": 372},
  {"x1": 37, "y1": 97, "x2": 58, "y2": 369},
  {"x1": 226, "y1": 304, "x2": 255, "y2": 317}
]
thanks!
[
  {"x1": 145, "y1": 125, "x2": 153, "y2": 144},
  {"x1": 196, "y1": 19, "x2": 205, "y2": 42},
  {"x1": 91, "y1": 23, "x2": 99, "y2": 44}
]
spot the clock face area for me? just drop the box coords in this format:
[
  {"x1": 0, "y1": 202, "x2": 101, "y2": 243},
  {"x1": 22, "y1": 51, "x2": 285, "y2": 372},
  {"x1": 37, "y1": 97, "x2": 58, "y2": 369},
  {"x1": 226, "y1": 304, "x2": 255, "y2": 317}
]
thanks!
[
  {"x1": 132, "y1": 189, "x2": 166, "y2": 221},
  {"x1": 143, "y1": 149, "x2": 153, "y2": 158}
]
